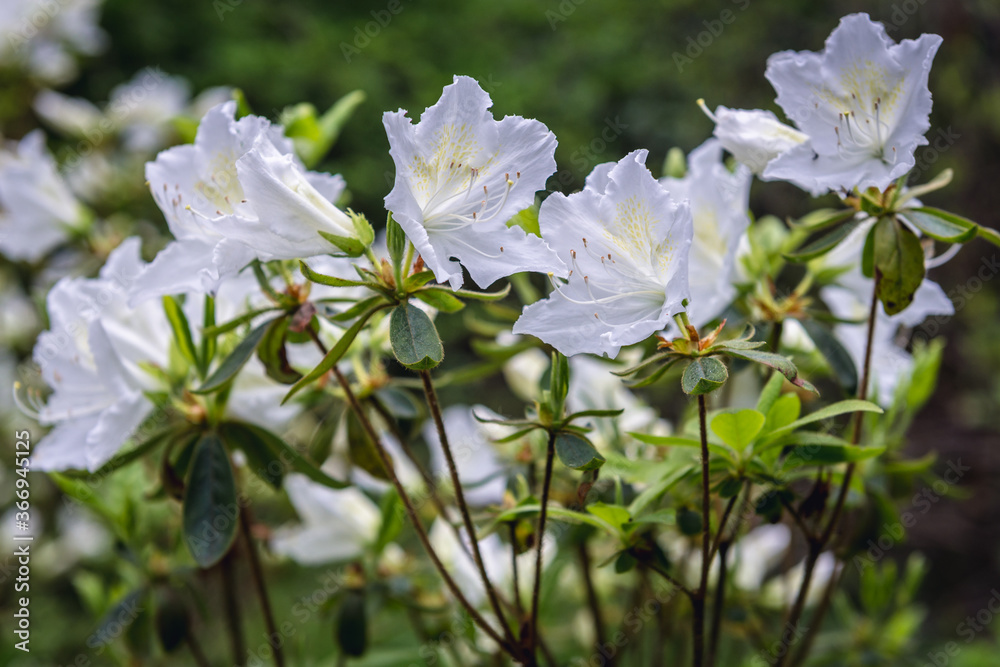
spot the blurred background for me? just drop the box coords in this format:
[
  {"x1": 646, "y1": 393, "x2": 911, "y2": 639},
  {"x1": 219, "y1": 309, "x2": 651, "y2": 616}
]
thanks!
[{"x1": 2, "y1": 0, "x2": 999, "y2": 663}]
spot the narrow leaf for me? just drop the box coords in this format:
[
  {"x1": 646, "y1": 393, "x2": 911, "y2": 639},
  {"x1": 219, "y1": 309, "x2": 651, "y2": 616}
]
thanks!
[
  {"x1": 182, "y1": 434, "x2": 239, "y2": 568},
  {"x1": 194, "y1": 318, "x2": 277, "y2": 394}
]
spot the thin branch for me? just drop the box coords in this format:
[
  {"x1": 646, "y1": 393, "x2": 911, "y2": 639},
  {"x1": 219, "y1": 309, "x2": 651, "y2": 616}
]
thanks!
[
  {"x1": 186, "y1": 632, "x2": 212, "y2": 667},
  {"x1": 693, "y1": 394, "x2": 711, "y2": 667},
  {"x1": 305, "y1": 329, "x2": 518, "y2": 658},
  {"x1": 419, "y1": 369, "x2": 516, "y2": 651},
  {"x1": 239, "y1": 507, "x2": 285, "y2": 667},
  {"x1": 529, "y1": 431, "x2": 556, "y2": 666},
  {"x1": 775, "y1": 280, "x2": 878, "y2": 667},
  {"x1": 219, "y1": 549, "x2": 246, "y2": 667},
  {"x1": 577, "y1": 542, "x2": 609, "y2": 666},
  {"x1": 511, "y1": 523, "x2": 524, "y2": 617},
  {"x1": 706, "y1": 541, "x2": 730, "y2": 667}
]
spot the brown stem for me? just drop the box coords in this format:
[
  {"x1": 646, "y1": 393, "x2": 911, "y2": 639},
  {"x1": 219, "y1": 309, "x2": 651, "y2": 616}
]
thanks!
[
  {"x1": 219, "y1": 550, "x2": 246, "y2": 667},
  {"x1": 774, "y1": 281, "x2": 878, "y2": 667},
  {"x1": 706, "y1": 541, "x2": 730, "y2": 667},
  {"x1": 694, "y1": 394, "x2": 711, "y2": 667},
  {"x1": 239, "y1": 508, "x2": 285, "y2": 667},
  {"x1": 419, "y1": 369, "x2": 515, "y2": 651},
  {"x1": 529, "y1": 431, "x2": 556, "y2": 666},
  {"x1": 708, "y1": 492, "x2": 740, "y2": 563},
  {"x1": 304, "y1": 329, "x2": 517, "y2": 658},
  {"x1": 788, "y1": 559, "x2": 846, "y2": 667},
  {"x1": 334, "y1": 365, "x2": 518, "y2": 657},
  {"x1": 577, "y1": 542, "x2": 609, "y2": 666}
]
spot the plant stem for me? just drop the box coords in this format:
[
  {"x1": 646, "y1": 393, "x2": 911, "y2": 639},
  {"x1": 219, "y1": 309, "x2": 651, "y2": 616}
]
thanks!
[
  {"x1": 304, "y1": 325, "x2": 522, "y2": 660},
  {"x1": 220, "y1": 549, "x2": 246, "y2": 667},
  {"x1": 511, "y1": 523, "x2": 524, "y2": 617},
  {"x1": 330, "y1": 364, "x2": 519, "y2": 659},
  {"x1": 529, "y1": 431, "x2": 556, "y2": 666},
  {"x1": 239, "y1": 507, "x2": 285, "y2": 667},
  {"x1": 788, "y1": 559, "x2": 846, "y2": 667},
  {"x1": 419, "y1": 369, "x2": 516, "y2": 651},
  {"x1": 775, "y1": 282, "x2": 879, "y2": 667},
  {"x1": 693, "y1": 394, "x2": 711, "y2": 667},
  {"x1": 706, "y1": 541, "x2": 730, "y2": 667},
  {"x1": 578, "y1": 542, "x2": 610, "y2": 666}
]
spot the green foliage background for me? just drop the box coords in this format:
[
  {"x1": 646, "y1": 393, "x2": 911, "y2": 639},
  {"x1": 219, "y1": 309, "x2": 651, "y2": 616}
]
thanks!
[{"x1": 4, "y1": 0, "x2": 1000, "y2": 663}]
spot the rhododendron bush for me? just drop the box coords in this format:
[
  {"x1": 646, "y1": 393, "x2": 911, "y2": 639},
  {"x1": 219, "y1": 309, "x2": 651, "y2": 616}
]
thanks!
[{"x1": 3, "y1": 7, "x2": 999, "y2": 667}]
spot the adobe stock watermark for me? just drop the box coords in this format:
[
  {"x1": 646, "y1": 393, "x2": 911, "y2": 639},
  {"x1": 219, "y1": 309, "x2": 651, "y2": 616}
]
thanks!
[
  {"x1": 340, "y1": 0, "x2": 412, "y2": 63},
  {"x1": 549, "y1": 115, "x2": 629, "y2": 190},
  {"x1": 673, "y1": 0, "x2": 752, "y2": 73},
  {"x1": 920, "y1": 588, "x2": 1000, "y2": 667},
  {"x1": 883, "y1": 0, "x2": 930, "y2": 34},
  {"x1": 911, "y1": 253, "x2": 1000, "y2": 346},
  {"x1": 545, "y1": 0, "x2": 587, "y2": 30}
]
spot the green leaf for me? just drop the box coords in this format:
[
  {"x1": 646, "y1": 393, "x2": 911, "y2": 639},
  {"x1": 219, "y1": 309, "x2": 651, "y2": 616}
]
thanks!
[
  {"x1": 257, "y1": 317, "x2": 302, "y2": 385},
  {"x1": 224, "y1": 421, "x2": 348, "y2": 490},
  {"x1": 800, "y1": 319, "x2": 858, "y2": 393},
  {"x1": 681, "y1": 357, "x2": 729, "y2": 395},
  {"x1": 414, "y1": 288, "x2": 465, "y2": 313},
  {"x1": 725, "y1": 348, "x2": 817, "y2": 394},
  {"x1": 873, "y1": 215, "x2": 925, "y2": 315},
  {"x1": 162, "y1": 296, "x2": 199, "y2": 371},
  {"x1": 283, "y1": 303, "x2": 390, "y2": 404},
  {"x1": 299, "y1": 260, "x2": 374, "y2": 288},
  {"x1": 784, "y1": 218, "x2": 861, "y2": 262},
  {"x1": 710, "y1": 409, "x2": 765, "y2": 451},
  {"x1": 789, "y1": 208, "x2": 858, "y2": 233},
  {"x1": 978, "y1": 224, "x2": 1000, "y2": 248},
  {"x1": 194, "y1": 318, "x2": 277, "y2": 394},
  {"x1": 662, "y1": 146, "x2": 686, "y2": 179},
  {"x1": 783, "y1": 444, "x2": 886, "y2": 468},
  {"x1": 506, "y1": 204, "x2": 541, "y2": 237},
  {"x1": 628, "y1": 433, "x2": 736, "y2": 461},
  {"x1": 862, "y1": 223, "x2": 876, "y2": 278},
  {"x1": 586, "y1": 502, "x2": 631, "y2": 529},
  {"x1": 336, "y1": 589, "x2": 368, "y2": 657},
  {"x1": 489, "y1": 504, "x2": 620, "y2": 537},
  {"x1": 202, "y1": 306, "x2": 280, "y2": 337},
  {"x1": 375, "y1": 490, "x2": 404, "y2": 555},
  {"x1": 182, "y1": 434, "x2": 239, "y2": 568},
  {"x1": 764, "y1": 394, "x2": 801, "y2": 434},
  {"x1": 554, "y1": 432, "x2": 605, "y2": 471},
  {"x1": 317, "y1": 229, "x2": 365, "y2": 258},
  {"x1": 902, "y1": 208, "x2": 977, "y2": 244},
  {"x1": 389, "y1": 303, "x2": 444, "y2": 371},
  {"x1": 314, "y1": 90, "x2": 366, "y2": 165},
  {"x1": 677, "y1": 507, "x2": 703, "y2": 535},
  {"x1": 448, "y1": 284, "x2": 513, "y2": 301},
  {"x1": 762, "y1": 399, "x2": 883, "y2": 441},
  {"x1": 756, "y1": 372, "x2": 785, "y2": 415},
  {"x1": 386, "y1": 213, "x2": 407, "y2": 270},
  {"x1": 219, "y1": 422, "x2": 287, "y2": 489}
]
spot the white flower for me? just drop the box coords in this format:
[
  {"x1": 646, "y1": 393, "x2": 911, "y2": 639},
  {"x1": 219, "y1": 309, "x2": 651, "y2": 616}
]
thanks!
[
  {"x1": 271, "y1": 474, "x2": 381, "y2": 565},
  {"x1": 383, "y1": 75, "x2": 565, "y2": 288},
  {"x1": 729, "y1": 524, "x2": 790, "y2": 591},
  {"x1": 762, "y1": 13, "x2": 942, "y2": 195},
  {"x1": 423, "y1": 406, "x2": 507, "y2": 507},
  {"x1": 513, "y1": 150, "x2": 693, "y2": 358},
  {"x1": 0, "y1": 131, "x2": 88, "y2": 262},
  {"x1": 132, "y1": 101, "x2": 357, "y2": 303},
  {"x1": 0, "y1": 0, "x2": 106, "y2": 84},
  {"x1": 30, "y1": 238, "x2": 166, "y2": 472},
  {"x1": 660, "y1": 139, "x2": 751, "y2": 328},
  {"x1": 698, "y1": 103, "x2": 807, "y2": 175},
  {"x1": 106, "y1": 69, "x2": 190, "y2": 153}
]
